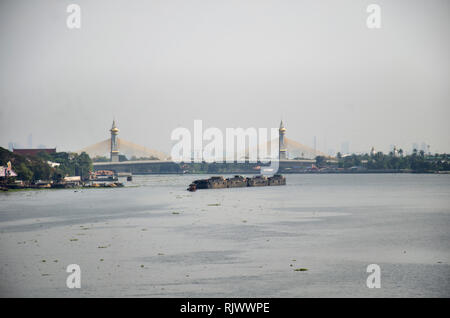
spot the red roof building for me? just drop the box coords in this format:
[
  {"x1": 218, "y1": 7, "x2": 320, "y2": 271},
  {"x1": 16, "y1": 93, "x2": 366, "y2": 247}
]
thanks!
[{"x1": 13, "y1": 148, "x2": 56, "y2": 156}]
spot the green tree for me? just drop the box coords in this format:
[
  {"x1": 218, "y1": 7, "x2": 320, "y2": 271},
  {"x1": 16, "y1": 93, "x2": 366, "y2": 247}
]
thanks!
[
  {"x1": 315, "y1": 156, "x2": 327, "y2": 167},
  {"x1": 16, "y1": 162, "x2": 33, "y2": 181},
  {"x1": 74, "y1": 152, "x2": 93, "y2": 180}
]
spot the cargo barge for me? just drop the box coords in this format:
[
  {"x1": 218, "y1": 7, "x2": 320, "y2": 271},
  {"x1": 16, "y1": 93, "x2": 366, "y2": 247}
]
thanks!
[{"x1": 187, "y1": 175, "x2": 286, "y2": 191}]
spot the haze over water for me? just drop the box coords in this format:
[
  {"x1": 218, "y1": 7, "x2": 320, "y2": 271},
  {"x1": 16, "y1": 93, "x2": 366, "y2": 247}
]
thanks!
[{"x1": 0, "y1": 174, "x2": 449, "y2": 297}]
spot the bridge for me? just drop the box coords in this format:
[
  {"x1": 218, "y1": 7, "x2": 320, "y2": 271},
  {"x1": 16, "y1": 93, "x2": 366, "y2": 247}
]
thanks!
[
  {"x1": 245, "y1": 137, "x2": 328, "y2": 160},
  {"x1": 79, "y1": 138, "x2": 169, "y2": 161},
  {"x1": 81, "y1": 120, "x2": 327, "y2": 174},
  {"x1": 93, "y1": 159, "x2": 317, "y2": 175}
]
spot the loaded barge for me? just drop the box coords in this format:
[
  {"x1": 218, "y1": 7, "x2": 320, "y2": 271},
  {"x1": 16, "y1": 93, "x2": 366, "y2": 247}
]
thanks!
[{"x1": 187, "y1": 175, "x2": 286, "y2": 191}]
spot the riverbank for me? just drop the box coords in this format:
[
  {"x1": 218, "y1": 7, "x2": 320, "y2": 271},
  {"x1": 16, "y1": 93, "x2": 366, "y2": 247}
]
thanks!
[{"x1": 0, "y1": 182, "x2": 124, "y2": 192}]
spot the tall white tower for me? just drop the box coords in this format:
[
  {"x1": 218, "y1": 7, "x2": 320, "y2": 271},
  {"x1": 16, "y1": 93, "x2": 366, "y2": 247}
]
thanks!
[
  {"x1": 110, "y1": 120, "x2": 119, "y2": 162},
  {"x1": 279, "y1": 121, "x2": 287, "y2": 160}
]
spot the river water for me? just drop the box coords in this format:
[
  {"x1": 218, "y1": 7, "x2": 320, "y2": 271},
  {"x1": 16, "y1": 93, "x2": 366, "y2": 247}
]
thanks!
[{"x1": 0, "y1": 174, "x2": 449, "y2": 297}]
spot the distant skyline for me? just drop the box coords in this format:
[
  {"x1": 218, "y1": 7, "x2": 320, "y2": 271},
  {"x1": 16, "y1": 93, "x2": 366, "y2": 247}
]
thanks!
[{"x1": 1, "y1": 0, "x2": 449, "y2": 155}]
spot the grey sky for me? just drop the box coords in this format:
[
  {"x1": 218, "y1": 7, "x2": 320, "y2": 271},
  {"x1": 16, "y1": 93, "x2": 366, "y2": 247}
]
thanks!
[{"x1": 0, "y1": 0, "x2": 449, "y2": 155}]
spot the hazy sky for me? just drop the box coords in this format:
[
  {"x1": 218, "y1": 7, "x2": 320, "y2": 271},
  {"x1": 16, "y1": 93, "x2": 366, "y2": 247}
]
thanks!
[{"x1": 0, "y1": 0, "x2": 449, "y2": 155}]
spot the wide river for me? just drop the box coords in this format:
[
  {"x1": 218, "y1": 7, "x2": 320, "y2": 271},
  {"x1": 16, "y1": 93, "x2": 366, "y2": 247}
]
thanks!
[{"x1": 0, "y1": 174, "x2": 449, "y2": 297}]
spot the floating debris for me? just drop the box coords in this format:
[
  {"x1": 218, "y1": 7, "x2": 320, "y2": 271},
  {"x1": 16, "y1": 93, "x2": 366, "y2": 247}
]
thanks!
[{"x1": 294, "y1": 268, "x2": 308, "y2": 272}]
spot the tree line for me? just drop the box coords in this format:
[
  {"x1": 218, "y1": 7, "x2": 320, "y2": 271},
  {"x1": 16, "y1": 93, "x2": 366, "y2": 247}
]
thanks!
[
  {"x1": 0, "y1": 147, "x2": 93, "y2": 183},
  {"x1": 316, "y1": 150, "x2": 450, "y2": 172}
]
